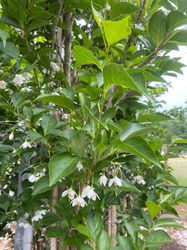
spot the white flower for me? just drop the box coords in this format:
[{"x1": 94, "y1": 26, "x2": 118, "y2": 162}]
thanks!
[
  {"x1": 108, "y1": 176, "x2": 122, "y2": 187},
  {"x1": 23, "y1": 72, "x2": 33, "y2": 81},
  {"x1": 32, "y1": 210, "x2": 47, "y2": 222},
  {"x1": 71, "y1": 196, "x2": 87, "y2": 207},
  {"x1": 21, "y1": 86, "x2": 32, "y2": 92},
  {"x1": 132, "y1": 175, "x2": 145, "y2": 185},
  {"x1": 76, "y1": 161, "x2": 83, "y2": 171},
  {"x1": 62, "y1": 113, "x2": 69, "y2": 120},
  {"x1": 87, "y1": 189, "x2": 99, "y2": 201},
  {"x1": 51, "y1": 62, "x2": 61, "y2": 72},
  {"x1": 21, "y1": 141, "x2": 32, "y2": 149},
  {"x1": 99, "y1": 174, "x2": 108, "y2": 186},
  {"x1": 134, "y1": 23, "x2": 144, "y2": 31},
  {"x1": 9, "y1": 190, "x2": 15, "y2": 197},
  {"x1": 81, "y1": 186, "x2": 99, "y2": 201},
  {"x1": 105, "y1": 3, "x2": 111, "y2": 11},
  {"x1": 9, "y1": 132, "x2": 14, "y2": 140},
  {"x1": 0, "y1": 80, "x2": 7, "y2": 89},
  {"x1": 28, "y1": 175, "x2": 37, "y2": 183},
  {"x1": 62, "y1": 188, "x2": 76, "y2": 200},
  {"x1": 13, "y1": 74, "x2": 26, "y2": 86}
]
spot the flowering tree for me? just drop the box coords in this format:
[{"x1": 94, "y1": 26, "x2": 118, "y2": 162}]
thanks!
[{"x1": 0, "y1": 0, "x2": 187, "y2": 249}]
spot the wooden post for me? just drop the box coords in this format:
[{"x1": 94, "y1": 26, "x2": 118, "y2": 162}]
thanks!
[
  {"x1": 50, "y1": 187, "x2": 59, "y2": 250},
  {"x1": 108, "y1": 205, "x2": 117, "y2": 246}
]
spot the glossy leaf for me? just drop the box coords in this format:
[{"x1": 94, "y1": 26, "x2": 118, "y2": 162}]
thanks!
[
  {"x1": 103, "y1": 16, "x2": 131, "y2": 48},
  {"x1": 166, "y1": 11, "x2": 187, "y2": 32},
  {"x1": 103, "y1": 64, "x2": 140, "y2": 92},
  {"x1": 146, "y1": 200, "x2": 161, "y2": 219},
  {"x1": 118, "y1": 236, "x2": 133, "y2": 250},
  {"x1": 32, "y1": 176, "x2": 51, "y2": 196},
  {"x1": 146, "y1": 230, "x2": 171, "y2": 247},
  {"x1": 49, "y1": 152, "x2": 79, "y2": 186},
  {"x1": 0, "y1": 42, "x2": 19, "y2": 59},
  {"x1": 0, "y1": 29, "x2": 10, "y2": 47},
  {"x1": 73, "y1": 46, "x2": 101, "y2": 69},
  {"x1": 149, "y1": 10, "x2": 166, "y2": 46},
  {"x1": 120, "y1": 123, "x2": 154, "y2": 141},
  {"x1": 114, "y1": 137, "x2": 161, "y2": 168},
  {"x1": 35, "y1": 94, "x2": 74, "y2": 111},
  {"x1": 97, "y1": 230, "x2": 111, "y2": 250}
]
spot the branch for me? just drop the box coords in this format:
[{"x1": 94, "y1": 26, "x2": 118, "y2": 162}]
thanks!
[{"x1": 121, "y1": 0, "x2": 146, "y2": 59}]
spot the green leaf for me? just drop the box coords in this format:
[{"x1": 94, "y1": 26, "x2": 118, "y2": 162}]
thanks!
[
  {"x1": 0, "y1": 144, "x2": 14, "y2": 153},
  {"x1": 40, "y1": 115, "x2": 57, "y2": 135},
  {"x1": 169, "y1": 30, "x2": 187, "y2": 45},
  {"x1": 46, "y1": 226, "x2": 64, "y2": 238},
  {"x1": 166, "y1": 11, "x2": 187, "y2": 32},
  {"x1": 0, "y1": 29, "x2": 10, "y2": 47},
  {"x1": 71, "y1": 130, "x2": 89, "y2": 158},
  {"x1": 103, "y1": 64, "x2": 140, "y2": 92},
  {"x1": 118, "y1": 236, "x2": 133, "y2": 250},
  {"x1": 49, "y1": 152, "x2": 78, "y2": 186},
  {"x1": 103, "y1": 16, "x2": 131, "y2": 48},
  {"x1": 137, "y1": 112, "x2": 172, "y2": 123},
  {"x1": 154, "y1": 218, "x2": 181, "y2": 229},
  {"x1": 120, "y1": 123, "x2": 154, "y2": 141},
  {"x1": 73, "y1": 46, "x2": 101, "y2": 69},
  {"x1": 35, "y1": 94, "x2": 73, "y2": 111},
  {"x1": 146, "y1": 230, "x2": 171, "y2": 247},
  {"x1": 172, "y1": 138, "x2": 187, "y2": 144},
  {"x1": 28, "y1": 19, "x2": 49, "y2": 31},
  {"x1": 114, "y1": 137, "x2": 161, "y2": 168},
  {"x1": 0, "y1": 42, "x2": 19, "y2": 59},
  {"x1": 119, "y1": 181, "x2": 140, "y2": 193},
  {"x1": 35, "y1": 213, "x2": 60, "y2": 229},
  {"x1": 110, "y1": 2, "x2": 138, "y2": 20},
  {"x1": 149, "y1": 10, "x2": 166, "y2": 46},
  {"x1": 32, "y1": 176, "x2": 51, "y2": 196},
  {"x1": 85, "y1": 213, "x2": 103, "y2": 242},
  {"x1": 91, "y1": 2, "x2": 103, "y2": 29},
  {"x1": 146, "y1": 200, "x2": 161, "y2": 219},
  {"x1": 97, "y1": 230, "x2": 111, "y2": 250},
  {"x1": 76, "y1": 224, "x2": 92, "y2": 239},
  {"x1": 84, "y1": 106, "x2": 108, "y2": 130}
]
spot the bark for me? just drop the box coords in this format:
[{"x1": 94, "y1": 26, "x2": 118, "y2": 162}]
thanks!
[
  {"x1": 63, "y1": 12, "x2": 73, "y2": 85},
  {"x1": 108, "y1": 205, "x2": 117, "y2": 246}
]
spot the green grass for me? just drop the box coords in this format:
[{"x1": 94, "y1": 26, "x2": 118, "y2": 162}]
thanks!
[{"x1": 168, "y1": 157, "x2": 187, "y2": 186}]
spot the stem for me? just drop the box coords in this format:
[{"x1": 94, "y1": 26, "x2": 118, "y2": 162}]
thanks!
[
  {"x1": 121, "y1": 0, "x2": 147, "y2": 59},
  {"x1": 108, "y1": 205, "x2": 117, "y2": 246},
  {"x1": 50, "y1": 187, "x2": 59, "y2": 250}
]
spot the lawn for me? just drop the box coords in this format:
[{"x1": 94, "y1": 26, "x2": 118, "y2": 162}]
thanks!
[{"x1": 168, "y1": 157, "x2": 187, "y2": 186}]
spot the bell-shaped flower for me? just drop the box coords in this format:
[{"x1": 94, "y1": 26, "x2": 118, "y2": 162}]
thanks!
[
  {"x1": 62, "y1": 188, "x2": 76, "y2": 200},
  {"x1": 81, "y1": 185, "x2": 99, "y2": 201},
  {"x1": 99, "y1": 174, "x2": 108, "y2": 186},
  {"x1": 71, "y1": 196, "x2": 87, "y2": 207},
  {"x1": 76, "y1": 161, "x2": 83, "y2": 171},
  {"x1": 108, "y1": 176, "x2": 122, "y2": 187}
]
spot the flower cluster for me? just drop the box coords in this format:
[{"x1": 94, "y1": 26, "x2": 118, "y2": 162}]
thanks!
[
  {"x1": 12, "y1": 72, "x2": 33, "y2": 87},
  {"x1": 62, "y1": 185, "x2": 99, "y2": 208},
  {"x1": 99, "y1": 174, "x2": 122, "y2": 187},
  {"x1": 0, "y1": 80, "x2": 7, "y2": 89},
  {"x1": 32, "y1": 210, "x2": 47, "y2": 223},
  {"x1": 132, "y1": 175, "x2": 146, "y2": 185},
  {"x1": 28, "y1": 169, "x2": 46, "y2": 183}
]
